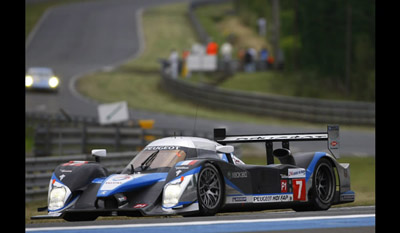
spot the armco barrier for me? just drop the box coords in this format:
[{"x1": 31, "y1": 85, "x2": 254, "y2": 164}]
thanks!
[
  {"x1": 161, "y1": 75, "x2": 375, "y2": 125},
  {"x1": 25, "y1": 152, "x2": 136, "y2": 202},
  {"x1": 27, "y1": 112, "x2": 213, "y2": 156}
]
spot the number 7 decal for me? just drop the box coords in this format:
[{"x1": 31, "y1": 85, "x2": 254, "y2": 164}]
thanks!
[{"x1": 293, "y1": 179, "x2": 306, "y2": 201}]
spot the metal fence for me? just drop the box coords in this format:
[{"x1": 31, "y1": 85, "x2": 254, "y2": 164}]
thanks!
[{"x1": 27, "y1": 112, "x2": 213, "y2": 157}]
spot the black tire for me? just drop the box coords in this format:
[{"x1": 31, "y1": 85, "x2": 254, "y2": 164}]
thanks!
[
  {"x1": 293, "y1": 158, "x2": 336, "y2": 211},
  {"x1": 197, "y1": 163, "x2": 224, "y2": 216}
]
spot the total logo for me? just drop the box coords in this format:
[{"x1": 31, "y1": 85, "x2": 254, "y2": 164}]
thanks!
[{"x1": 112, "y1": 175, "x2": 132, "y2": 181}]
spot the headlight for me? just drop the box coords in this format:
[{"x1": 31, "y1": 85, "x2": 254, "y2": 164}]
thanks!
[
  {"x1": 25, "y1": 75, "x2": 33, "y2": 87},
  {"x1": 48, "y1": 76, "x2": 59, "y2": 88},
  {"x1": 163, "y1": 183, "x2": 182, "y2": 206},
  {"x1": 48, "y1": 186, "x2": 66, "y2": 210}
]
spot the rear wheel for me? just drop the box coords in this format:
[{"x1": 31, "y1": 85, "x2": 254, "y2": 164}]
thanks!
[
  {"x1": 293, "y1": 158, "x2": 336, "y2": 211},
  {"x1": 197, "y1": 163, "x2": 224, "y2": 216}
]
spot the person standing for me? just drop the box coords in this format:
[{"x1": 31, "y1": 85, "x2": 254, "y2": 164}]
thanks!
[
  {"x1": 220, "y1": 41, "x2": 233, "y2": 74},
  {"x1": 169, "y1": 49, "x2": 179, "y2": 79},
  {"x1": 257, "y1": 17, "x2": 267, "y2": 37},
  {"x1": 206, "y1": 41, "x2": 218, "y2": 55},
  {"x1": 259, "y1": 47, "x2": 269, "y2": 70}
]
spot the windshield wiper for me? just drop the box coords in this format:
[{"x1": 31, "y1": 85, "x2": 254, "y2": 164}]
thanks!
[{"x1": 140, "y1": 150, "x2": 159, "y2": 171}]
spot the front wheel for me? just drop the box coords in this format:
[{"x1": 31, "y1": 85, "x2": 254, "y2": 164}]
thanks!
[{"x1": 197, "y1": 163, "x2": 224, "y2": 216}]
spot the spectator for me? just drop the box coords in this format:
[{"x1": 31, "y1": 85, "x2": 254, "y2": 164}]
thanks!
[
  {"x1": 168, "y1": 49, "x2": 179, "y2": 79},
  {"x1": 206, "y1": 41, "x2": 218, "y2": 55},
  {"x1": 181, "y1": 49, "x2": 190, "y2": 78},
  {"x1": 257, "y1": 17, "x2": 267, "y2": 37},
  {"x1": 220, "y1": 41, "x2": 233, "y2": 74},
  {"x1": 244, "y1": 48, "x2": 256, "y2": 72},
  {"x1": 267, "y1": 55, "x2": 275, "y2": 69},
  {"x1": 259, "y1": 47, "x2": 269, "y2": 70},
  {"x1": 237, "y1": 47, "x2": 246, "y2": 70}
]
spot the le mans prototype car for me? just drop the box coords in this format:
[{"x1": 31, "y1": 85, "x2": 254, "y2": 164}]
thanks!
[
  {"x1": 25, "y1": 67, "x2": 60, "y2": 91},
  {"x1": 32, "y1": 125, "x2": 354, "y2": 221}
]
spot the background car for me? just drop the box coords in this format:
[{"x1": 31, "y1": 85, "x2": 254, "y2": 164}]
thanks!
[{"x1": 25, "y1": 67, "x2": 60, "y2": 91}]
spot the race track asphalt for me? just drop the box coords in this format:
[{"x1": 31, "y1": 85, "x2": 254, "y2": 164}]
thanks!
[
  {"x1": 26, "y1": 206, "x2": 375, "y2": 233},
  {"x1": 25, "y1": 0, "x2": 375, "y2": 158}
]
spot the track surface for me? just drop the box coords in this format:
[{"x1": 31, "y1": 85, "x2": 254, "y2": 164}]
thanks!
[{"x1": 26, "y1": 206, "x2": 375, "y2": 232}]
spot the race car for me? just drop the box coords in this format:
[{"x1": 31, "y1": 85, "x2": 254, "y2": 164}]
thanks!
[
  {"x1": 25, "y1": 67, "x2": 60, "y2": 91},
  {"x1": 32, "y1": 125, "x2": 354, "y2": 221}
]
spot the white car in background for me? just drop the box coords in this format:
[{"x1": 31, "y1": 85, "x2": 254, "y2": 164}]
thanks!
[{"x1": 25, "y1": 67, "x2": 60, "y2": 91}]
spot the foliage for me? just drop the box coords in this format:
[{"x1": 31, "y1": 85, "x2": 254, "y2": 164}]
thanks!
[{"x1": 233, "y1": 0, "x2": 375, "y2": 101}]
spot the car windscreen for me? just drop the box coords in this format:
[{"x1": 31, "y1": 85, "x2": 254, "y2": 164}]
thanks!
[
  {"x1": 123, "y1": 149, "x2": 187, "y2": 173},
  {"x1": 28, "y1": 68, "x2": 53, "y2": 76}
]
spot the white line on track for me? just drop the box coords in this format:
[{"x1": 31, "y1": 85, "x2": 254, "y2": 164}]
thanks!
[{"x1": 26, "y1": 214, "x2": 375, "y2": 232}]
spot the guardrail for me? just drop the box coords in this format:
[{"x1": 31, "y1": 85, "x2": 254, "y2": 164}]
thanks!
[
  {"x1": 27, "y1": 112, "x2": 213, "y2": 157},
  {"x1": 26, "y1": 152, "x2": 136, "y2": 202},
  {"x1": 161, "y1": 75, "x2": 375, "y2": 125}
]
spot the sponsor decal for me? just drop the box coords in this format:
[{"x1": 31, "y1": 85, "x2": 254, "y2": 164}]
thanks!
[
  {"x1": 133, "y1": 203, "x2": 148, "y2": 208},
  {"x1": 288, "y1": 168, "x2": 306, "y2": 178},
  {"x1": 62, "y1": 161, "x2": 88, "y2": 167},
  {"x1": 227, "y1": 171, "x2": 247, "y2": 179},
  {"x1": 232, "y1": 171, "x2": 247, "y2": 178},
  {"x1": 292, "y1": 179, "x2": 306, "y2": 201},
  {"x1": 226, "y1": 193, "x2": 295, "y2": 204},
  {"x1": 100, "y1": 174, "x2": 136, "y2": 191},
  {"x1": 227, "y1": 171, "x2": 248, "y2": 179},
  {"x1": 232, "y1": 197, "x2": 247, "y2": 202},
  {"x1": 112, "y1": 175, "x2": 132, "y2": 181},
  {"x1": 145, "y1": 146, "x2": 179, "y2": 151},
  {"x1": 253, "y1": 194, "x2": 293, "y2": 203},
  {"x1": 60, "y1": 169, "x2": 72, "y2": 173},
  {"x1": 281, "y1": 180, "x2": 287, "y2": 193},
  {"x1": 176, "y1": 160, "x2": 198, "y2": 166},
  {"x1": 224, "y1": 134, "x2": 327, "y2": 142}
]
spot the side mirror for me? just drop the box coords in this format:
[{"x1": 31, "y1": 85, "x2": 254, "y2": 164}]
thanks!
[
  {"x1": 92, "y1": 149, "x2": 106, "y2": 162},
  {"x1": 216, "y1": 145, "x2": 234, "y2": 154}
]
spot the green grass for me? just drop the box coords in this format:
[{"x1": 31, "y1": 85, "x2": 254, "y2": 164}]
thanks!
[{"x1": 204, "y1": 71, "x2": 361, "y2": 101}]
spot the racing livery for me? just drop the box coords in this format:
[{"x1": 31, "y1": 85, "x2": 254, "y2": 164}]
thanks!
[{"x1": 32, "y1": 125, "x2": 354, "y2": 221}]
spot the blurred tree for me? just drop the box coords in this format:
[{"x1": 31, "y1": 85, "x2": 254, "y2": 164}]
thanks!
[{"x1": 234, "y1": 0, "x2": 375, "y2": 101}]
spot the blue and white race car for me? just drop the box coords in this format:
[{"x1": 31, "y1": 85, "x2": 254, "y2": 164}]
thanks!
[
  {"x1": 32, "y1": 125, "x2": 354, "y2": 221},
  {"x1": 25, "y1": 67, "x2": 60, "y2": 91}
]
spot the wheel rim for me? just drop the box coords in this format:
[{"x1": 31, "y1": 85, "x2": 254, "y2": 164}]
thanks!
[
  {"x1": 198, "y1": 167, "x2": 221, "y2": 209},
  {"x1": 315, "y1": 164, "x2": 334, "y2": 203}
]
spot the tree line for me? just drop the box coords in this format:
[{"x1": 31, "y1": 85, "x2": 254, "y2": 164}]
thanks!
[{"x1": 234, "y1": 0, "x2": 375, "y2": 101}]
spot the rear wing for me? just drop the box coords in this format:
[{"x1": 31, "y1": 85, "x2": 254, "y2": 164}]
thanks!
[{"x1": 214, "y1": 125, "x2": 340, "y2": 164}]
